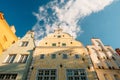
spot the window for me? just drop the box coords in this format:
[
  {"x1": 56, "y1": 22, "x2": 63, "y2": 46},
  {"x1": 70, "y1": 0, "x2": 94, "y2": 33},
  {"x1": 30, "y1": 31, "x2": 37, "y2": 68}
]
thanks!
[
  {"x1": 52, "y1": 43, "x2": 56, "y2": 46},
  {"x1": 37, "y1": 69, "x2": 57, "y2": 80},
  {"x1": 75, "y1": 54, "x2": 80, "y2": 59},
  {"x1": 51, "y1": 54, "x2": 56, "y2": 59},
  {"x1": 62, "y1": 43, "x2": 66, "y2": 47},
  {"x1": 1, "y1": 35, "x2": 7, "y2": 43},
  {"x1": 66, "y1": 69, "x2": 87, "y2": 80},
  {"x1": 40, "y1": 54, "x2": 44, "y2": 59},
  {"x1": 5, "y1": 54, "x2": 16, "y2": 63},
  {"x1": 0, "y1": 73, "x2": 17, "y2": 80},
  {"x1": 3, "y1": 35, "x2": 7, "y2": 42},
  {"x1": 57, "y1": 35, "x2": 61, "y2": 38},
  {"x1": 18, "y1": 54, "x2": 28, "y2": 63},
  {"x1": 63, "y1": 54, "x2": 67, "y2": 59},
  {"x1": 20, "y1": 41, "x2": 28, "y2": 47},
  {"x1": 114, "y1": 74, "x2": 120, "y2": 80}
]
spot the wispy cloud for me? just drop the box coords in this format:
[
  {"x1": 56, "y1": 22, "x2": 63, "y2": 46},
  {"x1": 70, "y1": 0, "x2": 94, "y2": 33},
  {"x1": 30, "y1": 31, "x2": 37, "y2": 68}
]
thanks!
[{"x1": 32, "y1": 0, "x2": 114, "y2": 44}]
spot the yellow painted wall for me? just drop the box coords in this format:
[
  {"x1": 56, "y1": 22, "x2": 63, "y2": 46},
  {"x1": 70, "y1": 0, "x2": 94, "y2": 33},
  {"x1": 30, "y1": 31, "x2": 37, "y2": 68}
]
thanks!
[{"x1": 0, "y1": 12, "x2": 18, "y2": 54}]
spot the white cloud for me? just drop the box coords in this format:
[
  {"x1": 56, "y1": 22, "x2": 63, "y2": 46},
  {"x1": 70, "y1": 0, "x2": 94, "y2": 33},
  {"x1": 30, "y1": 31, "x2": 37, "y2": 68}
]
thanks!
[{"x1": 32, "y1": 0, "x2": 114, "y2": 45}]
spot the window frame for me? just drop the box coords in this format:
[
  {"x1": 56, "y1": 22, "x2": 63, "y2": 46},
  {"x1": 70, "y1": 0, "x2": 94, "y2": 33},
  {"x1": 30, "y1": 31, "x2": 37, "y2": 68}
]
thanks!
[
  {"x1": 52, "y1": 43, "x2": 56, "y2": 47},
  {"x1": 51, "y1": 54, "x2": 56, "y2": 59},
  {"x1": 40, "y1": 54, "x2": 45, "y2": 59},
  {"x1": 4, "y1": 54, "x2": 16, "y2": 63},
  {"x1": 18, "y1": 54, "x2": 28, "y2": 63},
  {"x1": 75, "y1": 54, "x2": 80, "y2": 59},
  {"x1": 66, "y1": 69, "x2": 88, "y2": 80},
  {"x1": 62, "y1": 43, "x2": 66, "y2": 47},
  {"x1": 0, "y1": 73, "x2": 17, "y2": 80},
  {"x1": 36, "y1": 69, "x2": 57, "y2": 80},
  {"x1": 63, "y1": 54, "x2": 67, "y2": 59},
  {"x1": 20, "y1": 41, "x2": 29, "y2": 47}
]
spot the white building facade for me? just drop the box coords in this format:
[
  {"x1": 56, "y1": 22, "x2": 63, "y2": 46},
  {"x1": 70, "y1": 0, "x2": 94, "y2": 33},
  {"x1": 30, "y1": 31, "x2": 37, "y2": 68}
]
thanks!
[{"x1": 87, "y1": 38, "x2": 120, "y2": 80}]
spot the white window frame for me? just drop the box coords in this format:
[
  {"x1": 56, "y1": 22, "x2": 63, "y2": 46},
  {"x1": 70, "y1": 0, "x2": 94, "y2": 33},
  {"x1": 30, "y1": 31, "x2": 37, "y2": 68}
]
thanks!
[
  {"x1": 4, "y1": 54, "x2": 16, "y2": 63},
  {"x1": 18, "y1": 54, "x2": 28, "y2": 63},
  {"x1": 36, "y1": 69, "x2": 57, "y2": 80},
  {"x1": 66, "y1": 69, "x2": 88, "y2": 80},
  {"x1": 0, "y1": 73, "x2": 17, "y2": 80}
]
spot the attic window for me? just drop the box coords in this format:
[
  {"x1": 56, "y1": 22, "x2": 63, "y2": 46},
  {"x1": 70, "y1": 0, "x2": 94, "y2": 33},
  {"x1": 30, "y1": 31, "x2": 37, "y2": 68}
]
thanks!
[{"x1": 57, "y1": 35, "x2": 61, "y2": 38}]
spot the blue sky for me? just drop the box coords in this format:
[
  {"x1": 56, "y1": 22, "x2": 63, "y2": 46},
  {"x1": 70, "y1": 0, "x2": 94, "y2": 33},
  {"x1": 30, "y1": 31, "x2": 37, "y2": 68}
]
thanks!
[{"x1": 0, "y1": 0, "x2": 120, "y2": 49}]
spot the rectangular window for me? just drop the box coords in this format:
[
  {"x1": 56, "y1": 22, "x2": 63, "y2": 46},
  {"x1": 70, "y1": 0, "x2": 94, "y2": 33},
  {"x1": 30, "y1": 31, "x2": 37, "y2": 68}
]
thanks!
[
  {"x1": 52, "y1": 43, "x2": 56, "y2": 46},
  {"x1": 66, "y1": 69, "x2": 87, "y2": 80},
  {"x1": 37, "y1": 69, "x2": 57, "y2": 80},
  {"x1": 51, "y1": 54, "x2": 56, "y2": 59},
  {"x1": 75, "y1": 54, "x2": 80, "y2": 59},
  {"x1": 21, "y1": 41, "x2": 28, "y2": 47},
  {"x1": 62, "y1": 43, "x2": 66, "y2": 47},
  {"x1": 0, "y1": 73, "x2": 17, "y2": 80},
  {"x1": 5, "y1": 54, "x2": 16, "y2": 63},
  {"x1": 18, "y1": 54, "x2": 28, "y2": 63},
  {"x1": 63, "y1": 54, "x2": 67, "y2": 59},
  {"x1": 40, "y1": 54, "x2": 44, "y2": 59},
  {"x1": 57, "y1": 35, "x2": 61, "y2": 38},
  {"x1": 3, "y1": 35, "x2": 7, "y2": 42}
]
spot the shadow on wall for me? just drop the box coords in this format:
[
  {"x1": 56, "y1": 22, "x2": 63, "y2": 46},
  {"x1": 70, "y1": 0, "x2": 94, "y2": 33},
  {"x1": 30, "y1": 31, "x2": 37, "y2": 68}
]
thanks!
[{"x1": 29, "y1": 47, "x2": 97, "y2": 80}]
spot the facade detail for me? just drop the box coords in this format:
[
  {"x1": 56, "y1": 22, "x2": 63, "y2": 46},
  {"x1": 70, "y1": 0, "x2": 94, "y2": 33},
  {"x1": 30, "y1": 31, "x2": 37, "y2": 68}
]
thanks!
[
  {"x1": 87, "y1": 38, "x2": 120, "y2": 80},
  {"x1": 29, "y1": 29, "x2": 96, "y2": 80},
  {"x1": 0, "y1": 31, "x2": 35, "y2": 80},
  {"x1": 0, "y1": 12, "x2": 18, "y2": 54}
]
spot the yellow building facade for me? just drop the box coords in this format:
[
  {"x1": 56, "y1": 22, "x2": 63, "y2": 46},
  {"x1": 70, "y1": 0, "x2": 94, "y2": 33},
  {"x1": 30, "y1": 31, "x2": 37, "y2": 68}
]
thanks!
[
  {"x1": 29, "y1": 29, "x2": 97, "y2": 80},
  {"x1": 87, "y1": 38, "x2": 120, "y2": 80},
  {"x1": 0, "y1": 12, "x2": 18, "y2": 54}
]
